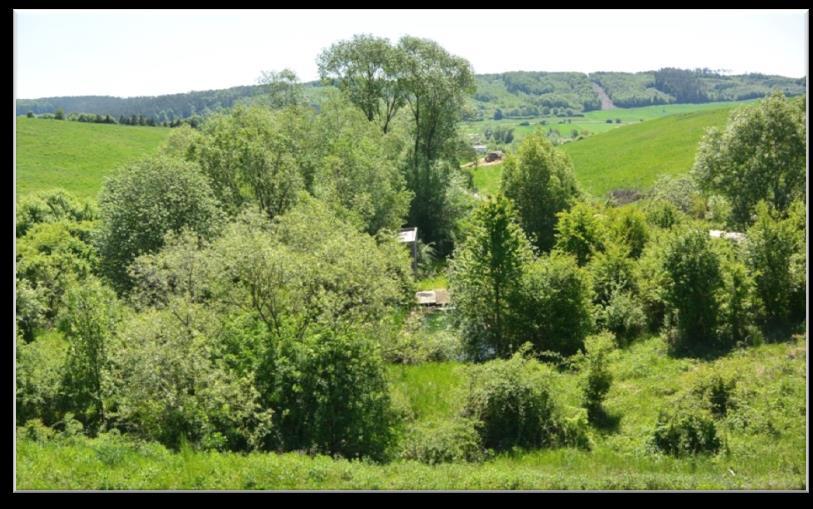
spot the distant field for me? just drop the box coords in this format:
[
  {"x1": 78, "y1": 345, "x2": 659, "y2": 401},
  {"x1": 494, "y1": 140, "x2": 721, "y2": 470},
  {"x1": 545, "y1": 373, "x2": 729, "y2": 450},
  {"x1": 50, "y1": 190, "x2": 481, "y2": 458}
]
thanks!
[
  {"x1": 461, "y1": 100, "x2": 754, "y2": 148},
  {"x1": 468, "y1": 105, "x2": 739, "y2": 198},
  {"x1": 562, "y1": 106, "x2": 737, "y2": 197},
  {"x1": 15, "y1": 118, "x2": 170, "y2": 200}
]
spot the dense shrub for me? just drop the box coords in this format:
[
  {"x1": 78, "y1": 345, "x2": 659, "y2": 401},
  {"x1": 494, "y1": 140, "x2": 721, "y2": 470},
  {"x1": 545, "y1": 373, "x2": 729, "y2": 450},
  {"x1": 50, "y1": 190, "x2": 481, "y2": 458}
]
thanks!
[
  {"x1": 16, "y1": 332, "x2": 68, "y2": 426},
  {"x1": 554, "y1": 201, "x2": 607, "y2": 266},
  {"x1": 15, "y1": 277, "x2": 46, "y2": 341},
  {"x1": 662, "y1": 229, "x2": 723, "y2": 353},
  {"x1": 580, "y1": 333, "x2": 614, "y2": 422},
  {"x1": 58, "y1": 277, "x2": 122, "y2": 428},
  {"x1": 647, "y1": 175, "x2": 704, "y2": 217},
  {"x1": 382, "y1": 312, "x2": 463, "y2": 364},
  {"x1": 266, "y1": 325, "x2": 397, "y2": 461},
  {"x1": 588, "y1": 241, "x2": 637, "y2": 306},
  {"x1": 693, "y1": 375, "x2": 738, "y2": 418},
  {"x1": 449, "y1": 195, "x2": 534, "y2": 360},
  {"x1": 399, "y1": 418, "x2": 485, "y2": 464},
  {"x1": 500, "y1": 132, "x2": 581, "y2": 252},
  {"x1": 644, "y1": 199, "x2": 684, "y2": 229},
  {"x1": 715, "y1": 250, "x2": 762, "y2": 348},
  {"x1": 96, "y1": 155, "x2": 224, "y2": 293},
  {"x1": 16, "y1": 189, "x2": 97, "y2": 238},
  {"x1": 16, "y1": 220, "x2": 99, "y2": 327},
  {"x1": 650, "y1": 404, "x2": 722, "y2": 456},
  {"x1": 635, "y1": 237, "x2": 669, "y2": 332},
  {"x1": 597, "y1": 288, "x2": 646, "y2": 345},
  {"x1": 108, "y1": 303, "x2": 271, "y2": 452},
  {"x1": 461, "y1": 348, "x2": 578, "y2": 451},
  {"x1": 610, "y1": 207, "x2": 649, "y2": 258},
  {"x1": 744, "y1": 201, "x2": 800, "y2": 328},
  {"x1": 519, "y1": 253, "x2": 594, "y2": 357}
]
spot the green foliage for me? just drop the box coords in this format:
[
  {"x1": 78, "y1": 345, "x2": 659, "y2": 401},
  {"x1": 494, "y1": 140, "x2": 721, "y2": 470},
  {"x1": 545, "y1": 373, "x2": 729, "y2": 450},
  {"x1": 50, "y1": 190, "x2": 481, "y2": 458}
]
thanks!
[
  {"x1": 382, "y1": 311, "x2": 463, "y2": 364},
  {"x1": 587, "y1": 241, "x2": 637, "y2": 306},
  {"x1": 580, "y1": 333, "x2": 614, "y2": 422},
  {"x1": 597, "y1": 288, "x2": 646, "y2": 345},
  {"x1": 461, "y1": 348, "x2": 582, "y2": 451},
  {"x1": 610, "y1": 206, "x2": 649, "y2": 258},
  {"x1": 647, "y1": 174, "x2": 705, "y2": 217},
  {"x1": 16, "y1": 220, "x2": 98, "y2": 327},
  {"x1": 58, "y1": 277, "x2": 121, "y2": 428},
  {"x1": 554, "y1": 201, "x2": 606, "y2": 265},
  {"x1": 519, "y1": 252, "x2": 594, "y2": 357},
  {"x1": 650, "y1": 404, "x2": 721, "y2": 456},
  {"x1": 448, "y1": 195, "x2": 534, "y2": 360},
  {"x1": 96, "y1": 155, "x2": 224, "y2": 293},
  {"x1": 108, "y1": 302, "x2": 271, "y2": 451},
  {"x1": 501, "y1": 132, "x2": 581, "y2": 252},
  {"x1": 744, "y1": 201, "x2": 802, "y2": 328},
  {"x1": 399, "y1": 418, "x2": 485, "y2": 464},
  {"x1": 267, "y1": 325, "x2": 397, "y2": 461},
  {"x1": 16, "y1": 189, "x2": 97, "y2": 238},
  {"x1": 191, "y1": 105, "x2": 311, "y2": 219},
  {"x1": 635, "y1": 236, "x2": 669, "y2": 332},
  {"x1": 317, "y1": 34, "x2": 406, "y2": 133},
  {"x1": 692, "y1": 93, "x2": 806, "y2": 225},
  {"x1": 311, "y1": 93, "x2": 412, "y2": 234},
  {"x1": 715, "y1": 250, "x2": 762, "y2": 347},
  {"x1": 644, "y1": 199, "x2": 684, "y2": 229},
  {"x1": 692, "y1": 375, "x2": 737, "y2": 418},
  {"x1": 258, "y1": 68, "x2": 305, "y2": 109},
  {"x1": 662, "y1": 229, "x2": 723, "y2": 353},
  {"x1": 16, "y1": 332, "x2": 69, "y2": 426}
]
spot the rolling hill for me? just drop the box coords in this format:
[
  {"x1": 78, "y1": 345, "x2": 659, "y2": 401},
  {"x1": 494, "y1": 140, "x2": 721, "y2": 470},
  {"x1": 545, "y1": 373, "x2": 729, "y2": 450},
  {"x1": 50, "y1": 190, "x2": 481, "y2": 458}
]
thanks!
[{"x1": 15, "y1": 117, "x2": 171, "y2": 199}]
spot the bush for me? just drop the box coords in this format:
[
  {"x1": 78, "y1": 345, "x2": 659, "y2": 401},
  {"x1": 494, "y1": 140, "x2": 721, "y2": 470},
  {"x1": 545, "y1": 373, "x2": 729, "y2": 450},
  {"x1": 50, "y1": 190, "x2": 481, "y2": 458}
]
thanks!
[
  {"x1": 745, "y1": 201, "x2": 799, "y2": 329},
  {"x1": 611, "y1": 207, "x2": 649, "y2": 258},
  {"x1": 580, "y1": 333, "x2": 614, "y2": 422},
  {"x1": 662, "y1": 229, "x2": 723, "y2": 353},
  {"x1": 16, "y1": 332, "x2": 68, "y2": 426},
  {"x1": 97, "y1": 155, "x2": 224, "y2": 293},
  {"x1": 461, "y1": 347, "x2": 579, "y2": 450},
  {"x1": 644, "y1": 199, "x2": 684, "y2": 229},
  {"x1": 636, "y1": 237, "x2": 669, "y2": 332},
  {"x1": 109, "y1": 303, "x2": 271, "y2": 452},
  {"x1": 693, "y1": 375, "x2": 737, "y2": 418},
  {"x1": 266, "y1": 325, "x2": 397, "y2": 461},
  {"x1": 715, "y1": 251, "x2": 762, "y2": 348},
  {"x1": 399, "y1": 418, "x2": 485, "y2": 464},
  {"x1": 16, "y1": 189, "x2": 97, "y2": 238},
  {"x1": 597, "y1": 288, "x2": 646, "y2": 345},
  {"x1": 500, "y1": 132, "x2": 581, "y2": 252},
  {"x1": 554, "y1": 201, "x2": 606, "y2": 266},
  {"x1": 520, "y1": 252, "x2": 593, "y2": 357},
  {"x1": 650, "y1": 404, "x2": 722, "y2": 456},
  {"x1": 588, "y1": 241, "x2": 637, "y2": 306}
]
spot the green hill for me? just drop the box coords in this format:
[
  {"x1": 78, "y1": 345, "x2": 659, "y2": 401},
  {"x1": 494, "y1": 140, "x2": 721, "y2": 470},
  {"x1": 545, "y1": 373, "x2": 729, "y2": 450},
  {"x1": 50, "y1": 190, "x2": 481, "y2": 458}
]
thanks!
[
  {"x1": 15, "y1": 117, "x2": 171, "y2": 200},
  {"x1": 561, "y1": 105, "x2": 738, "y2": 197}
]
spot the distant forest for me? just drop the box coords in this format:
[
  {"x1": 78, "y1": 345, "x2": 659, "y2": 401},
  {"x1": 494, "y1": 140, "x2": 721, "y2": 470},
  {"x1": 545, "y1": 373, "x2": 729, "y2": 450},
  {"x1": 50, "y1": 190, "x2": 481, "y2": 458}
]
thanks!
[{"x1": 17, "y1": 69, "x2": 806, "y2": 123}]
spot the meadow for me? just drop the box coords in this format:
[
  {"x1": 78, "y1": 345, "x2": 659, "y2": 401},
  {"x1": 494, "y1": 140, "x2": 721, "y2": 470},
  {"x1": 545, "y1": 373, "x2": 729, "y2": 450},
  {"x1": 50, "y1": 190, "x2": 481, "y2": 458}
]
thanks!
[
  {"x1": 15, "y1": 117, "x2": 170, "y2": 199},
  {"x1": 468, "y1": 105, "x2": 740, "y2": 198},
  {"x1": 17, "y1": 326, "x2": 806, "y2": 490}
]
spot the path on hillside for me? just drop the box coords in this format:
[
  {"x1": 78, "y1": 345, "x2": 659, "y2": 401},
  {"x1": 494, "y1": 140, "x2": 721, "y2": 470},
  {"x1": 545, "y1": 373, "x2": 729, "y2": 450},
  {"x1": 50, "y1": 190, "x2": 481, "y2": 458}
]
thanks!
[{"x1": 591, "y1": 82, "x2": 615, "y2": 110}]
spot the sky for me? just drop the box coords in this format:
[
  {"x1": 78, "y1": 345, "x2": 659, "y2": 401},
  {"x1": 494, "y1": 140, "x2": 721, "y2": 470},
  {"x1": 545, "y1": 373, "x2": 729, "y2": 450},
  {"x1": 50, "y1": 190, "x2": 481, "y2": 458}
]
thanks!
[{"x1": 14, "y1": 9, "x2": 808, "y2": 99}]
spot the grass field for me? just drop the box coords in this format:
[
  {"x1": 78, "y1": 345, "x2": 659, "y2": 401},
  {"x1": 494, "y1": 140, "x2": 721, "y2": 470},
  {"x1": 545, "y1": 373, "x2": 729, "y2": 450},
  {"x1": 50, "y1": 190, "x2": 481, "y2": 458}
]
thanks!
[
  {"x1": 17, "y1": 331, "x2": 806, "y2": 490},
  {"x1": 467, "y1": 105, "x2": 739, "y2": 198},
  {"x1": 460, "y1": 100, "x2": 755, "y2": 148},
  {"x1": 15, "y1": 117, "x2": 170, "y2": 200}
]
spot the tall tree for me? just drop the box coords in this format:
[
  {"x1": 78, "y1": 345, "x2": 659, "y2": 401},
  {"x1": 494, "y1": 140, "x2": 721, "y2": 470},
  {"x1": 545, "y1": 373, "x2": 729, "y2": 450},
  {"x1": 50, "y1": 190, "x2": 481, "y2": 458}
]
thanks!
[
  {"x1": 318, "y1": 34, "x2": 406, "y2": 134},
  {"x1": 692, "y1": 92, "x2": 806, "y2": 226},
  {"x1": 258, "y1": 68, "x2": 305, "y2": 109},
  {"x1": 501, "y1": 132, "x2": 581, "y2": 252}
]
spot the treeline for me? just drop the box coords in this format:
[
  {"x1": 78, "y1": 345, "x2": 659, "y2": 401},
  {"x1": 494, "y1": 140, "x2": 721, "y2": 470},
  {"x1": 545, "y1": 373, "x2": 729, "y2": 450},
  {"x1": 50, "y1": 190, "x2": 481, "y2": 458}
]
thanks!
[
  {"x1": 592, "y1": 69, "x2": 806, "y2": 108},
  {"x1": 28, "y1": 109, "x2": 202, "y2": 128},
  {"x1": 20, "y1": 68, "x2": 804, "y2": 126}
]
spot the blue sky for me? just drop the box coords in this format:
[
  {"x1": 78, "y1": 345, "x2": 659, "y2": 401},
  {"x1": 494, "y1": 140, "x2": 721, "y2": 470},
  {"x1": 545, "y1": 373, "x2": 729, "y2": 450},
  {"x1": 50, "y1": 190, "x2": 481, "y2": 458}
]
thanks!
[{"x1": 14, "y1": 9, "x2": 808, "y2": 99}]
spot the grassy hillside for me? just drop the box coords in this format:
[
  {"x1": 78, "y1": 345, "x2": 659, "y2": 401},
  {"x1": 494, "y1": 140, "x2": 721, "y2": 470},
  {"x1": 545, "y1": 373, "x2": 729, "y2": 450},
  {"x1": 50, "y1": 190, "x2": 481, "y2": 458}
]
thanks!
[
  {"x1": 15, "y1": 118, "x2": 171, "y2": 200},
  {"x1": 17, "y1": 332, "x2": 806, "y2": 490},
  {"x1": 561, "y1": 106, "x2": 737, "y2": 197}
]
